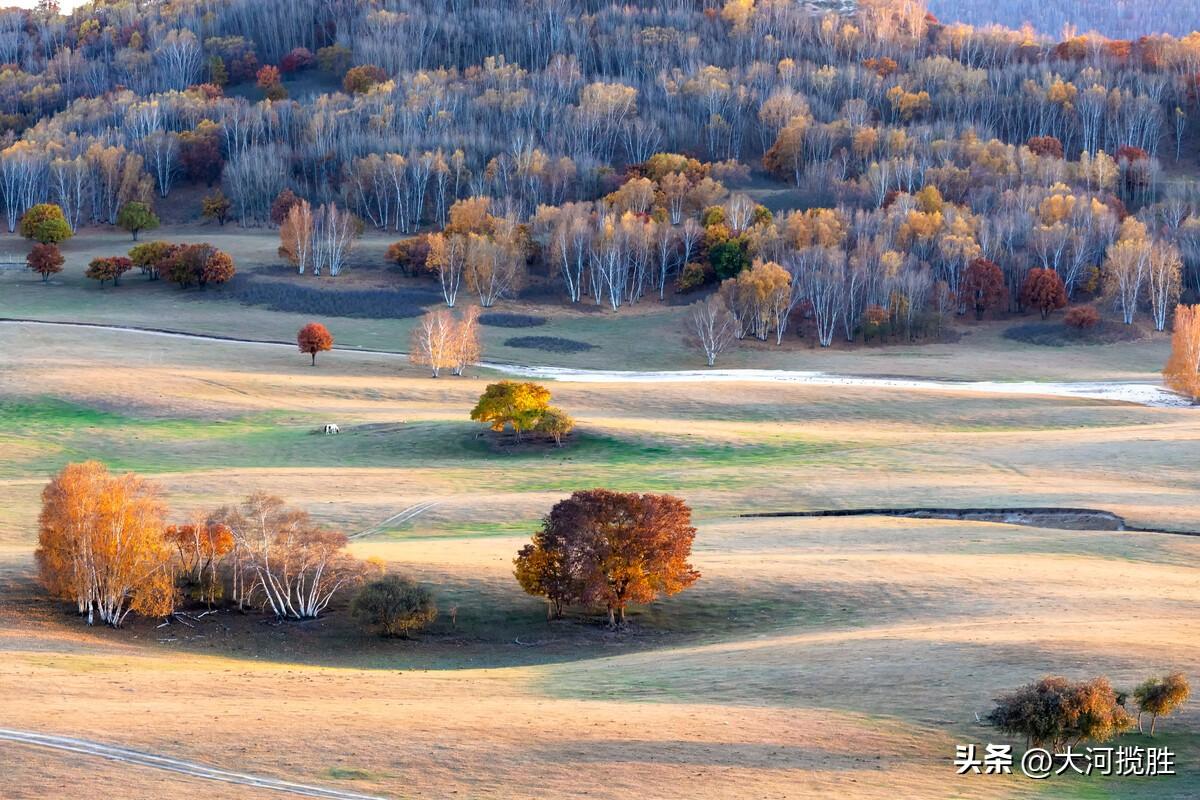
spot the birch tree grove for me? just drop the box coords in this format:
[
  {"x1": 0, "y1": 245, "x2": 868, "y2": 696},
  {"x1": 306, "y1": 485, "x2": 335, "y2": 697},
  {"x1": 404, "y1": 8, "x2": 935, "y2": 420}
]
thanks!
[
  {"x1": 0, "y1": 0, "x2": 1195, "y2": 348},
  {"x1": 212, "y1": 493, "x2": 365, "y2": 620},
  {"x1": 36, "y1": 462, "x2": 175, "y2": 627},
  {"x1": 409, "y1": 307, "x2": 474, "y2": 377},
  {"x1": 426, "y1": 231, "x2": 467, "y2": 307},
  {"x1": 1146, "y1": 242, "x2": 1183, "y2": 332}
]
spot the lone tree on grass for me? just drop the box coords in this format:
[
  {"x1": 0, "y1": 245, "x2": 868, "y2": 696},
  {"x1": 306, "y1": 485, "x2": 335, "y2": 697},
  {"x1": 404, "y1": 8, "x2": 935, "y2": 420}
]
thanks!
[
  {"x1": 1020, "y1": 268, "x2": 1068, "y2": 319},
  {"x1": 988, "y1": 676, "x2": 1134, "y2": 751},
  {"x1": 297, "y1": 322, "x2": 334, "y2": 365},
  {"x1": 515, "y1": 489, "x2": 700, "y2": 627},
  {"x1": 351, "y1": 574, "x2": 437, "y2": 637},
  {"x1": 470, "y1": 381, "x2": 551, "y2": 441},
  {"x1": 116, "y1": 201, "x2": 160, "y2": 241},
  {"x1": 1133, "y1": 673, "x2": 1190, "y2": 736},
  {"x1": 20, "y1": 203, "x2": 72, "y2": 245},
  {"x1": 471, "y1": 381, "x2": 575, "y2": 444},
  {"x1": 687, "y1": 294, "x2": 738, "y2": 366},
  {"x1": 27, "y1": 243, "x2": 64, "y2": 282}
]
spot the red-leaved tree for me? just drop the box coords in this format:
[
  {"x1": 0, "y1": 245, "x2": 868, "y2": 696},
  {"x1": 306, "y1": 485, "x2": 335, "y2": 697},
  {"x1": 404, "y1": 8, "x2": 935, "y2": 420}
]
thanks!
[
  {"x1": 297, "y1": 322, "x2": 334, "y2": 365},
  {"x1": 961, "y1": 258, "x2": 1007, "y2": 320},
  {"x1": 27, "y1": 243, "x2": 64, "y2": 282},
  {"x1": 1020, "y1": 268, "x2": 1068, "y2": 319}
]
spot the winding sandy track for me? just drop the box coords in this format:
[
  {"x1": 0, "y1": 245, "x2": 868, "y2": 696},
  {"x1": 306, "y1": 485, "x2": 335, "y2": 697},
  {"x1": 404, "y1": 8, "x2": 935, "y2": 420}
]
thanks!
[
  {"x1": 0, "y1": 728, "x2": 388, "y2": 799},
  {"x1": 0, "y1": 317, "x2": 1190, "y2": 408}
]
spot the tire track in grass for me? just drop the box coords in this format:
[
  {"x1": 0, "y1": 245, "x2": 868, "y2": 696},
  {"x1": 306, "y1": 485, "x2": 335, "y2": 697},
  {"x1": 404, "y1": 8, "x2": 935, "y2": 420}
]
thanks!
[
  {"x1": 348, "y1": 500, "x2": 440, "y2": 540},
  {"x1": 0, "y1": 728, "x2": 388, "y2": 800}
]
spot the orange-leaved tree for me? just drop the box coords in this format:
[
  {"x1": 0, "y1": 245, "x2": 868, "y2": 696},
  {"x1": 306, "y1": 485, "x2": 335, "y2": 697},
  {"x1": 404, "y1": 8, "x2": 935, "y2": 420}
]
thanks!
[
  {"x1": 1164, "y1": 304, "x2": 1200, "y2": 401},
  {"x1": 515, "y1": 489, "x2": 700, "y2": 626},
  {"x1": 297, "y1": 322, "x2": 334, "y2": 365},
  {"x1": 165, "y1": 519, "x2": 234, "y2": 606},
  {"x1": 36, "y1": 461, "x2": 175, "y2": 627}
]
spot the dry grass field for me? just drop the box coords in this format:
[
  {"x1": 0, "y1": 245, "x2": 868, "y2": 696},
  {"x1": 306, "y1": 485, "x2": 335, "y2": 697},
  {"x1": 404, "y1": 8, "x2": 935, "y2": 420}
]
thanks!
[{"x1": 1, "y1": 235, "x2": 1198, "y2": 799}]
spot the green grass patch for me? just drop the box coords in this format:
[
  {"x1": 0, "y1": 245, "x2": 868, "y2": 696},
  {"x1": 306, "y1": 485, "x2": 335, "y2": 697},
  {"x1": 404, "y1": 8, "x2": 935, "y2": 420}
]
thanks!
[
  {"x1": 0, "y1": 399, "x2": 852, "y2": 492},
  {"x1": 325, "y1": 767, "x2": 375, "y2": 780}
]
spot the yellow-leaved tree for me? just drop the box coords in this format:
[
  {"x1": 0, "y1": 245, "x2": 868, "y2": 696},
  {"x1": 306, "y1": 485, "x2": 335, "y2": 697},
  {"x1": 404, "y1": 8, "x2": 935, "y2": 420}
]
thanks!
[
  {"x1": 1164, "y1": 304, "x2": 1200, "y2": 402},
  {"x1": 36, "y1": 461, "x2": 175, "y2": 627}
]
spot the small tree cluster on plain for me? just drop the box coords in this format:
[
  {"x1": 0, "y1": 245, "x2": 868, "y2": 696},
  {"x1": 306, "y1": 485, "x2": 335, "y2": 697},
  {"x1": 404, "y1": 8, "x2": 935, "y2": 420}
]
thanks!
[
  {"x1": 36, "y1": 463, "x2": 369, "y2": 627},
  {"x1": 514, "y1": 489, "x2": 700, "y2": 626},
  {"x1": 470, "y1": 381, "x2": 574, "y2": 445},
  {"x1": 989, "y1": 673, "x2": 1190, "y2": 750},
  {"x1": 409, "y1": 305, "x2": 481, "y2": 378}
]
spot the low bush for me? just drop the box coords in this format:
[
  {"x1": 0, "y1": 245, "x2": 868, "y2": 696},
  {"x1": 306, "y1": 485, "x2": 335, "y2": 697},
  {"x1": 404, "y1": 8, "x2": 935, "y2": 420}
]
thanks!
[
  {"x1": 1064, "y1": 305, "x2": 1101, "y2": 329},
  {"x1": 504, "y1": 335, "x2": 596, "y2": 353},
  {"x1": 351, "y1": 575, "x2": 437, "y2": 637},
  {"x1": 1003, "y1": 319, "x2": 1143, "y2": 346}
]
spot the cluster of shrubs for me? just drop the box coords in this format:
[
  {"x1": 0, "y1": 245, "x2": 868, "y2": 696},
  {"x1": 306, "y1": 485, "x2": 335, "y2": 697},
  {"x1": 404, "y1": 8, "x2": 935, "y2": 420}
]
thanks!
[
  {"x1": 37, "y1": 462, "x2": 442, "y2": 639},
  {"x1": 85, "y1": 241, "x2": 236, "y2": 289},
  {"x1": 989, "y1": 673, "x2": 1190, "y2": 749}
]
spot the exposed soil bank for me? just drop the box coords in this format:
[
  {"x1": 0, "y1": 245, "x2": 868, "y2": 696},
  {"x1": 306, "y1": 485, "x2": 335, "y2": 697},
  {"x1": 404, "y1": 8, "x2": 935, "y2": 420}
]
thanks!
[{"x1": 743, "y1": 507, "x2": 1196, "y2": 535}]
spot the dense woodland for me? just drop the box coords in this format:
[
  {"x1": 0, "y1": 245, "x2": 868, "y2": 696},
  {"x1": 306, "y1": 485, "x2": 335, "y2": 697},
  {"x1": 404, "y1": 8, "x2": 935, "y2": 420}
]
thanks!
[{"x1": 4, "y1": 0, "x2": 1200, "y2": 353}]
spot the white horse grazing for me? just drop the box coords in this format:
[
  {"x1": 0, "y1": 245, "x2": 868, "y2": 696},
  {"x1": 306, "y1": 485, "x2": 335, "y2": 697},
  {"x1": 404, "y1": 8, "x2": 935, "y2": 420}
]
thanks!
[{"x1": 323, "y1": 423, "x2": 340, "y2": 435}]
